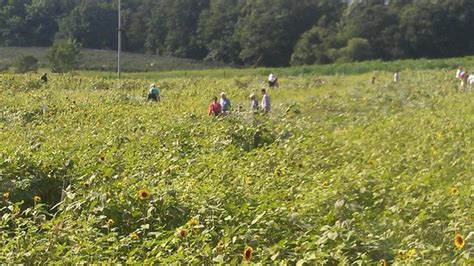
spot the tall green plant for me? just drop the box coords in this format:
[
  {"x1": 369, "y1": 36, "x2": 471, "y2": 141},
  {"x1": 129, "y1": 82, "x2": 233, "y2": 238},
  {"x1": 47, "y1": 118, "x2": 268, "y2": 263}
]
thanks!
[{"x1": 48, "y1": 39, "x2": 80, "y2": 73}]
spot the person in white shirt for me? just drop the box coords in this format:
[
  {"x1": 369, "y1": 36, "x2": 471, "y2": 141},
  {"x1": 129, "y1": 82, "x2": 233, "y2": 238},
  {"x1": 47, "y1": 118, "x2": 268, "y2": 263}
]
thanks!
[
  {"x1": 393, "y1": 70, "x2": 400, "y2": 83},
  {"x1": 268, "y1": 73, "x2": 279, "y2": 88},
  {"x1": 468, "y1": 74, "x2": 474, "y2": 85},
  {"x1": 456, "y1": 67, "x2": 464, "y2": 79}
]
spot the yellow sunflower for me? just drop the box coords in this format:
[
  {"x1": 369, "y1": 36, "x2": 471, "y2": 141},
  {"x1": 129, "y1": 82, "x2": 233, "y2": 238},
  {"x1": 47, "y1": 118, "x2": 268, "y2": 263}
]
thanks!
[
  {"x1": 216, "y1": 240, "x2": 225, "y2": 253},
  {"x1": 244, "y1": 176, "x2": 252, "y2": 185},
  {"x1": 130, "y1": 232, "x2": 139, "y2": 241},
  {"x1": 407, "y1": 248, "x2": 416, "y2": 258},
  {"x1": 243, "y1": 246, "x2": 253, "y2": 263},
  {"x1": 107, "y1": 219, "x2": 115, "y2": 227},
  {"x1": 177, "y1": 228, "x2": 188, "y2": 238},
  {"x1": 3, "y1": 192, "x2": 9, "y2": 201},
  {"x1": 138, "y1": 189, "x2": 151, "y2": 200},
  {"x1": 397, "y1": 250, "x2": 407, "y2": 260},
  {"x1": 379, "y1": 259, "x2": 387, "y2": 266},
  {"x1": 449, "y1": 187, "x2": 459, "y2": 195},
  {"x1": 188, "y1": 217, "x2": 199, "y2": 226},
  {"x1": 454, "y1": 234, "x2": 465, "y2": 249},
  {"x1": 33, "y1": 195, "x2": 41, "y2": 203}
]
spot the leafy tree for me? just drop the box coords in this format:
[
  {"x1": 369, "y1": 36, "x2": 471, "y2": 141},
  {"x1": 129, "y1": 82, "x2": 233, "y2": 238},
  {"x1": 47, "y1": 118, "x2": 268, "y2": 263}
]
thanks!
[
  {"x1": 198, "y1": 0, "x2": 240, "y2": 64},
  {"x1": 337, "y1": 38, "x2": 372, "y2": 62},
  {"x1": 339, "y1": 1, "x2": 401, "y2": 60},
  {"x1": 1, "y1": 0, "x2": 474, "y2": 66},
  {"x1": 291, "y1": 26, "x2": 337, "y2": 65},
  {"x1": 13, "y1": 55, "x2": 39, "y2": 73},
  {"x1": 48, "y1": 39, "x2": 80, "y2": 73},
  {"x1": 56, "y1": 1, "x2": 117, "y2": 49}
]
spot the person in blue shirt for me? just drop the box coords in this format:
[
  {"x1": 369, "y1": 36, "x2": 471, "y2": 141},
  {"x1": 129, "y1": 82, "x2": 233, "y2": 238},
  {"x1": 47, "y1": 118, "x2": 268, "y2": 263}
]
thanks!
[
  {"x1": 147, "y1": 83, "x2": 160, "y2": 102},
  {"x1": 219, "y1": 92, "x2": 231, "y2": 113}
]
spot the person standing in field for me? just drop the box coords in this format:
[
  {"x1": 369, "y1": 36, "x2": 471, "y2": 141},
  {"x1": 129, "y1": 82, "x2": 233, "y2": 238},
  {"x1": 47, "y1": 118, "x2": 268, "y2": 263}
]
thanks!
[
  {"x1": 459, "y1": 71, "x2": 468, "y2": 92},
  {"x1": 261, "y1": 89, "x2": 271, "y2": 113},
  {"x1": 468, "y1": 73, "x2": 474, "y2": 85},
  {"x1": 456, "y1": 67, "x2": 464, "y2": 79},
  {"x1": 268, "y1": 73, "x2": 279, "y2": 89},
  {"x1": 147, "y1": 83, "x2": 160, "y2": 102},
  {"x1": 393, "y1": 70, "x2": 400, "y2": 83},
  {"x1": 249, "y1": 93, "x2": 259, "y2": 112},
  {"x1": 219, "y1": 92, "x2": 231, "y2": 113},
  {"x1": 208, "y1": 96, "x2": 222, "y2": 116},
  {"x1": 41, "y1": 73, "x2": 48, "y2": 83}
]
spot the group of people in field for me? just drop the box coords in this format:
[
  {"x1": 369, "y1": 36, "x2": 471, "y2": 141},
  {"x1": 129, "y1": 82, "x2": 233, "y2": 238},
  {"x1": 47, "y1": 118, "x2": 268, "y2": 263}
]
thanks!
[
  {"x1": 208, "y1": 89, "x2": 271, "y2": 116},
  {"x1": 456, "y1": 66, "x2": 474, "y2": 91},
  {"x1": 113, "y1": 66, "x2": 474, "y2": 116},
  {"x1": 208, "y1": 73, "x2": 275, "y2": 116},
  {"x1": 146, "y1": 74, "x2": 275, "y2": 116}
]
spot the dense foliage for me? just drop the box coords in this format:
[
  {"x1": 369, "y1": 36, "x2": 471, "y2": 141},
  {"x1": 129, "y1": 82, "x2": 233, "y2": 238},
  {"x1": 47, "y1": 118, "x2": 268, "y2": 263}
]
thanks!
[
  {"x1": 13, "y1": 55, "x2": 39, "y2": 73},
  {"x1": 1, "y1": 0, "x2": 474, "y2": 66},
  {"x1": 0, "y1": 69, "x2": 472, "y2": 263},
  {"x1": 47, "y1": 39, "x2": 81, "y2": 73}
]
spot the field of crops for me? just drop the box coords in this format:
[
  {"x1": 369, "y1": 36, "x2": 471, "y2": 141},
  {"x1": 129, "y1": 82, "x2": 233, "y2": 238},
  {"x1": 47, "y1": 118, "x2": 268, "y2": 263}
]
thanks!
[{"x1": 0, "y1": 70, "x2": 472, "y2": 264}]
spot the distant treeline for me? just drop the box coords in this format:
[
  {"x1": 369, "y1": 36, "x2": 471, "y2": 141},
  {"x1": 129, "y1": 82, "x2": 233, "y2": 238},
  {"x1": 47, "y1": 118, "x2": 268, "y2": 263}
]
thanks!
[{"x1": 1, "y1": 0, "x2": 473, "y2": 67}]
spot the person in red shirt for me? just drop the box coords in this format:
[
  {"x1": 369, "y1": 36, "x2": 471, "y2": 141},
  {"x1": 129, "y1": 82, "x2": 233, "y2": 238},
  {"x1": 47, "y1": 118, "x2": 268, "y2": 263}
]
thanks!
[{"x1": 208, "y1": 96, "x2": 222, "y2": 116}]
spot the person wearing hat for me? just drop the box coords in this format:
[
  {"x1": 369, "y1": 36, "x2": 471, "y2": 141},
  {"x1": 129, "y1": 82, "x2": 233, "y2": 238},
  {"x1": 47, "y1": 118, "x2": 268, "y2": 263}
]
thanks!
[
  {"x1": 249, "y1": 93, "x2": 259, "y2": 112},
  {"x1": 147, "y1": 83, "x2": 160, "y2": 102},
  {"x1": 219, "y1": 92, "x2": 231, "y2": 113}
]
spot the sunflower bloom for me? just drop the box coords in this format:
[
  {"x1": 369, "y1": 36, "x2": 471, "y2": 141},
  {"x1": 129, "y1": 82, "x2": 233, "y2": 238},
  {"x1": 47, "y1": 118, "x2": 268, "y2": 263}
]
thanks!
[
  {"x1": 407, "y1": 248, "x2": 416, "y2": 258},
  {"x1": 130, "y1": 232, "x2": 139, "y2": 240},
  {"x1": 454, "y1": 234, "x2": 465, "y2": 249},
  {"x1": 243, "y1": 246, "x2": 253, "y2": 263},
  {"x1": 244, "y1": 176, "x2": 252, "y2": 185},
  {"x1": 216, "y1": 240, "x2": 225, "y2": 253},
  {"x1": 2, "y1": 192, "x2": 9, "y2": 201},
  {"x1": 188, "y1": 217, "x2": 199, "y2": 226},
  {"x1": 33, "y1": 196, "x2": 41, "y2": 203},
  {"x1": 138, "y1": 189, "x2": 150, "y2": 200},
  {"x1": 177, "y1": 228, "x2": 188, "y2": 238},
  {"x1": 379, "y1": 259, "x2": 387, "y2": 266},
  {"x1": 449, "y1": 187, "x2": 459, "y2": 195},
  {"x1": 107, "y1": 219, "x2": 115, "y2": 227},
  {"x1": 397, "y1": 250, "x2": 407, "y2": 260}
]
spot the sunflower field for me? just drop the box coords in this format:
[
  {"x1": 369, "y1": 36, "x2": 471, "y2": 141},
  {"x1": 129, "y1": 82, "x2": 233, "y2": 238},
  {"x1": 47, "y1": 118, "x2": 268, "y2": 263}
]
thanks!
[{"x1": 0, "y1": 70, "x2": 472, "y2": 264}]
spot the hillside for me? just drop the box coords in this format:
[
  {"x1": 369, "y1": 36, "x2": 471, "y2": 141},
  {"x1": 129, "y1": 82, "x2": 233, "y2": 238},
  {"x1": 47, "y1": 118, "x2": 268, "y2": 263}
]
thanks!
[
  {"x1": 1, "y1": 1, "x2": 473, "y2": 67},
  {"x1": 0, "y1": 47, "x2": 222, "y2": 72}
]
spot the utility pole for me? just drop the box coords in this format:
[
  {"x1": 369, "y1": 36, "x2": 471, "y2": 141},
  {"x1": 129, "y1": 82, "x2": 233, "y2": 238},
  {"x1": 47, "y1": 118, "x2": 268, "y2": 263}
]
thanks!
[{"x1": 117, "y1": 0, "x2": 122, "y2": 78}]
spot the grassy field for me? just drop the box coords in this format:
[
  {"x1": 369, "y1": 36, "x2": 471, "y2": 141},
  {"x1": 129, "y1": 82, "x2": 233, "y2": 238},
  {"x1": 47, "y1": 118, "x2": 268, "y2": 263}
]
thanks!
[
  {"x1": 0, "y1": 68, "x2": 472, "y2": 264},
  {"x1": 0, "y1": 46, "x2": 222, "y2": 72},
  {"x1": 80, "y1": 55, "x2": 474, "y2": 80}
]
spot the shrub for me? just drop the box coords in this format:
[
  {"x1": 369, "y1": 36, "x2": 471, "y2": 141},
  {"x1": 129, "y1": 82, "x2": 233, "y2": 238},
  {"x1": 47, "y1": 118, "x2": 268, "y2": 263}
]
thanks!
[
  {"x1": 13, "y1": 55, "x2": 39, "y2": 73},
  {"x1": 337, "y1": 38, "x2": 372, "y2": 63},
  {"x1": 48, "y1": 39, "x2": 81, "y2": 73}
]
